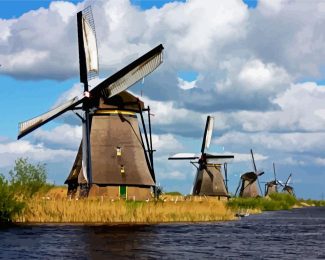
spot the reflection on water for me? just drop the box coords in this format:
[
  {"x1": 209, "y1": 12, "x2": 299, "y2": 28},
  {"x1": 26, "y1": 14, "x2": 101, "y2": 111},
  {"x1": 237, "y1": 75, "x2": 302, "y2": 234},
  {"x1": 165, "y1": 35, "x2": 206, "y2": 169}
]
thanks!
[{"x1": 1, "y1": 207, "x2": 325, "y2": 259}]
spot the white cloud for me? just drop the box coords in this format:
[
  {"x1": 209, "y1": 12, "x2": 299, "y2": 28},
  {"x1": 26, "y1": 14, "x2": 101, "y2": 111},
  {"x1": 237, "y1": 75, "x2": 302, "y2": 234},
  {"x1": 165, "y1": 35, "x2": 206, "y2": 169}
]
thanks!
[
  {"x1": 238, "y1": 59, "x2": 290, "y2": 90},
  {"x1": 0, "y1": 140, "x2": 75, "y2": 167},
  {"x1": 231, "y1": 152, "x2": 268, "y2": 163},
  {"x1": 53, "y1": 83, "x2": 83, "y2": 107},
  {"x1": 217, "y1": 131, "x2": 325, "y2": 154},
  {"x1": 151, "y1": 134, "x2": 183, "y2": 154},
  {"x1": 32, "y1": 124, "x2": 82, "y2": 149},
  {"x1": 177, "y1": 78, "x2": 197, "y2": 90},
  {"x1": 158, "y1": 170, "x2": 186, "y2": 180}
]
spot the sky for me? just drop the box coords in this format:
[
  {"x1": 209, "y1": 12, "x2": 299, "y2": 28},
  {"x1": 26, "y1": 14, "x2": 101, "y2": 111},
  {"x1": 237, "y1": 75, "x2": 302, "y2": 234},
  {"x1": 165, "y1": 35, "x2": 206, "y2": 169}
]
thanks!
[{"x1": 0, "y1": 0, "x2": 324, "y2": 199}]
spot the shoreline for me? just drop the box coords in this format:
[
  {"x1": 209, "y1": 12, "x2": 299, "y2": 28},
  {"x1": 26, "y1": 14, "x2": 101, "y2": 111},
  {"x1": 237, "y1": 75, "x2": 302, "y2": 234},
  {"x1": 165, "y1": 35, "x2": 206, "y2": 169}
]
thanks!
[
  {"x1": 8, "y1": 206, "x2": 324, "y2": 225},
  {"x1": 5, "y1": 187, "x2": 324, "y2": 225}
]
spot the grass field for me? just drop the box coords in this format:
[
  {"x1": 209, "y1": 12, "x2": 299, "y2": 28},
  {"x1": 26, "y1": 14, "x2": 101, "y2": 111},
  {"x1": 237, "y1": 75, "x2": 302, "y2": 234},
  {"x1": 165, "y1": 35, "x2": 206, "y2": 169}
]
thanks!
[
  {"x1": 11, "y1": 187, "x2": 325, "y2": 224},
  {"x1": 10, "y1": 186, "x2": 236, "y2": 223}
]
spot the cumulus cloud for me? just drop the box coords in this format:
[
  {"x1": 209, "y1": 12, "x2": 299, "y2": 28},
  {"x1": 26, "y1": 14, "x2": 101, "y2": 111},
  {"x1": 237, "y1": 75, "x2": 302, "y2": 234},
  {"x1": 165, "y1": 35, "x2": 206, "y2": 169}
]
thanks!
[
  {"x1": 214, "y1": 82, "x2": 325, "y2": 133},
  {"x1": 0, "y1": 1, "x2": 79, "y2": 80},
  {"x1": 32, "y1": 124, "x2": 82, "y2": 149},
  {"x1": 151, "y1": 134, "x2": 183, "y2": 154},
  {"x1": 0, "y1": 139, "x2": 75, "y2": 168},
  {"x1": 158, "y1": 170, "x2": 186, "y2": 180},
  {"x1": 217, "y1": 131, "x2": 325, "y2": 155}
]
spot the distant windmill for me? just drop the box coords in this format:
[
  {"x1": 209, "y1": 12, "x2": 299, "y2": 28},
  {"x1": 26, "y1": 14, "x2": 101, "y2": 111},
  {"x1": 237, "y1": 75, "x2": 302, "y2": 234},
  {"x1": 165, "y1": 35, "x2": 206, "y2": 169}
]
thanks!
[
  {"x1": 235, "y1": 149, "x2": 264, "y2": 198},
  {"x1": 17, "y1": 7, "x2": 164, "y2": 199},
  {"x1": 168, "y1": 116, "x2": 234, "y2": 199},
  {"x1": 279, "y1": 173, "x2": 295, "y2": 196},
  {"x1": 264, "y1": 162, "x2": 279, "y2": 196}
]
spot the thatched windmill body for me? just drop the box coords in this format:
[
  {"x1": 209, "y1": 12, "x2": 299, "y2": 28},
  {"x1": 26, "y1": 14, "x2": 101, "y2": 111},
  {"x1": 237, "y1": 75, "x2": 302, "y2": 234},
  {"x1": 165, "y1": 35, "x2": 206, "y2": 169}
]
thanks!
[
  {"x1": 265, "y1": 162, "x2": 279, "y2": 196},
  {"x1": 235, "y1": 149, "x2": 264, "y2": 198},
  {"x1": 17, "y1": 7, "x2": 164, "y2": 200},
  {"x1": 169, "y1": 116, "x2": 234, "y2": 199}
]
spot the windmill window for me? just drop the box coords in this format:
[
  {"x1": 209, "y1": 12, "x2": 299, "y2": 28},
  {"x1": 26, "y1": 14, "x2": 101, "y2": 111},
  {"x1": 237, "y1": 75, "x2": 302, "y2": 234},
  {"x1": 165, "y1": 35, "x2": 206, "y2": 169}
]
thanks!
[
  {"x1": 120, "y1": 165, "x2": 125, "y2": 174},
  {"x1": 116, "y1": 147, "x2": 122, "y2": 156}
]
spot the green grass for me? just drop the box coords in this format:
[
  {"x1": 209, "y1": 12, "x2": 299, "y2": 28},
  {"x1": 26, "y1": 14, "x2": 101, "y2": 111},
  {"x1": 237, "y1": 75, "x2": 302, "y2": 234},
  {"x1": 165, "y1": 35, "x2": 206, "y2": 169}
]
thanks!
[
  {"x1": 227, "y1": 193, "x2": 298, "y2": 211},
  {"x1": 165, "y1": 191, "x2": 183, "y2": 196}
]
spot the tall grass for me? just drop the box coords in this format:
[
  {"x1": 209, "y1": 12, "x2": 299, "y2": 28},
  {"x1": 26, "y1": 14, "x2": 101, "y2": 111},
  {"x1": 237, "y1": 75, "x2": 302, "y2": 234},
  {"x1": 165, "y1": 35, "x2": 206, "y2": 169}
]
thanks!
[{"x1": 15, "y1": 196, "x2": 236, "y2": 223}]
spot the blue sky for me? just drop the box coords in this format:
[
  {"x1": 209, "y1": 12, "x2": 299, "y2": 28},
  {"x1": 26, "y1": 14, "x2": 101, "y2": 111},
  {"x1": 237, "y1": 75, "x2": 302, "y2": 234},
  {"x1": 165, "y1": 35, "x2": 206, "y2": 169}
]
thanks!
[{"x1": 0, "y1": 0, "x2": 324, "y2": 199}]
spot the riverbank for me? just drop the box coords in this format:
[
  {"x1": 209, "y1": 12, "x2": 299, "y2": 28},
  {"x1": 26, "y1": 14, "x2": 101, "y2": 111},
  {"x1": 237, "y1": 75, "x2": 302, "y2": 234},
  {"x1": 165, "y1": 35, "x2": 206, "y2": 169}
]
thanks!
[
  {"x1": 15, "y1": 197, "x2": 236, "y2": 223},
  {"x1": 9, "y1": 187, "x2": 324, "y2": 224}
]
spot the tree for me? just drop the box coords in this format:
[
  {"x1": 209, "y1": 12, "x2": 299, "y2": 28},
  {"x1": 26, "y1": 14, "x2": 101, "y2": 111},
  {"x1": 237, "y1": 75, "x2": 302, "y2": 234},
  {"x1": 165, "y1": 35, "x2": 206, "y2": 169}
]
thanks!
[{"x1": 9, "y1": 158, "x2": 48, "y2": 199}]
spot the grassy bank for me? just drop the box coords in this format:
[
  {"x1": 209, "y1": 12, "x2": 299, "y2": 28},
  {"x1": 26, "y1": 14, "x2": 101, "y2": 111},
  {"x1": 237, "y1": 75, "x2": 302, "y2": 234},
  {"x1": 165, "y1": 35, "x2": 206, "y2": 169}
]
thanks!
[
  {"x1": 7, "y1": 189, "x2": 325, "y2": 223},
  {"x1": 2, "y1": 159, "x2": 324, "y2": 224},
  {"x1": 15, "y1": 196, "x2": 236, "y2": 223},
  {"x1": 226, "y1": 193, "x2": 324, "y2": 212}
]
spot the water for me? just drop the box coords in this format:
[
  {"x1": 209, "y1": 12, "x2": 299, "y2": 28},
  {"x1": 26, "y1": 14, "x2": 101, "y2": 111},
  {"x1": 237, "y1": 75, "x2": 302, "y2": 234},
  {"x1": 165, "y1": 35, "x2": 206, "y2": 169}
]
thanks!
[{"x1": 0, "y1": 207, "x2": 324, "y2": 259}]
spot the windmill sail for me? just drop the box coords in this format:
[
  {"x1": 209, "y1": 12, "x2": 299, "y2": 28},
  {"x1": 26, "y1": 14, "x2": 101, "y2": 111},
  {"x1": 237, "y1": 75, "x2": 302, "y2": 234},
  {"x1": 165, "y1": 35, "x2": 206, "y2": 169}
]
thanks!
[
  {"x1": 201, "y1": 116, "x2": 214, "y2": 153},
  {"x1": 93, "y1": 44, "x2": 163, "y2": 99},
  {"x1": 82, "y1": 13, "x2": 98, "y2": 76},
  {"x1": 168, "y1": 153, "x2": 199, "y2": 160},
  {"x1": 205, "y1": 154, "x2": 234, "y2": 164},
  {"x1": 81, "y1": 120, "x2": 90, "y2": 183},
  {"x1": 17, "y1": 45, "x2": 163, "y2": 140},
  {"x1": 285, "y1": 173, "x2": 292, "y2": 186},
  {"x1": 77, "y1": 7, "x2": 99, "y2": 187},
  {"x1": 18, "y1": 97, "x2": 81, "y2": 139},
  {"x1": 78, "y1": 6, "x2": 98, "y2": 83}
]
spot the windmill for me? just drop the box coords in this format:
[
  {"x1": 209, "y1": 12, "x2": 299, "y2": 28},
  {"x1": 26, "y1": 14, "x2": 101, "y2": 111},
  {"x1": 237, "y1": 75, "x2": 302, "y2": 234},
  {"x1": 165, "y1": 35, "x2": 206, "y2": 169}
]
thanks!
[
  {"x1": 17, "y1": 7, "x2": 164, "y2": 200},
  {"x1": 235, "y1": 149, "x2": 264, "y2": 198},
  {"x1": 264, "y1": 162, "x2": 279, "y2": 196},
  {"x1": 168, "y1": 116, "x2": 234, "y2": 199},
  {"x1": 279, "y1": 173, "x2": 295, "y2": 196}
]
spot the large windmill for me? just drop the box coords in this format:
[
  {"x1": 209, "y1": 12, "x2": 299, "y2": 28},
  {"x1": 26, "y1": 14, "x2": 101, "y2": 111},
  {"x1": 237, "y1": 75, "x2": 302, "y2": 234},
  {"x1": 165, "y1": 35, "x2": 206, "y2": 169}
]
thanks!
[
  {"x1": 235, "y1": 149, "x2": 264, "y2": 198},
  {"x1": 265, "y1": 162, "x2": 279, "y2": 196},
  {"x1": 17, "y1": 7, "x2": 164, "y2": 199},
  {"x1": 279, "y1": 173, "x2": 295, "y2": 196},
  {"x1": 168, "y1": 116, "x2": 234, "y2": 199}
]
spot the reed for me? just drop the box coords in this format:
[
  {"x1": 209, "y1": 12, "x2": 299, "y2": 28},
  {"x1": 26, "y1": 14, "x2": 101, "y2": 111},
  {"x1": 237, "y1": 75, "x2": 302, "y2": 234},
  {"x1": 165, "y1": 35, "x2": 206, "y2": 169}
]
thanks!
[{"x1": 15, "y1": 196, "x2": 236, "y2": 223}]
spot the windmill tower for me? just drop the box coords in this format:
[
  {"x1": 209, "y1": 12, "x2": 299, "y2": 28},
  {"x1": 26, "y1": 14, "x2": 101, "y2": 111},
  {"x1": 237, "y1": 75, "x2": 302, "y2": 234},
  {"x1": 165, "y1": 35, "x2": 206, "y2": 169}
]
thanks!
[
  {"x1": 168, "y1": 116, "x2": 234, "y2": 199},
  {"x1": 17, "y1": 7, "x2": 164, "y2": 200},
  {"x1": 235, "y1": 149, "x2": 264, "y2": 198},
  {"x1": 279, "y1": 173, "x2": 295, "y2": 196},
  {"x1": 265, "y1": 162, "x2": 279, "y2": 196}
]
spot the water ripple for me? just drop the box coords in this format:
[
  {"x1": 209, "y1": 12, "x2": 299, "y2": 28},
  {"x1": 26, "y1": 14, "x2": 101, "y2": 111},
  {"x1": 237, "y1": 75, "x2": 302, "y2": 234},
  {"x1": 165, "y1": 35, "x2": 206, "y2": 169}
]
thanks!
[{"x1": 0, "y1": 207, "x2": 324, "y2": 259}]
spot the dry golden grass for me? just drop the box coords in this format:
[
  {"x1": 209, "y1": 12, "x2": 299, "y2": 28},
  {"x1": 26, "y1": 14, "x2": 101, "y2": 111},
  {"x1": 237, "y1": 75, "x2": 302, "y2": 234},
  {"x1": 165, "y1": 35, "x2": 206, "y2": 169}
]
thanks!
[{"x1": 15, "y1": 196, "x2": 236, "y2": 223}]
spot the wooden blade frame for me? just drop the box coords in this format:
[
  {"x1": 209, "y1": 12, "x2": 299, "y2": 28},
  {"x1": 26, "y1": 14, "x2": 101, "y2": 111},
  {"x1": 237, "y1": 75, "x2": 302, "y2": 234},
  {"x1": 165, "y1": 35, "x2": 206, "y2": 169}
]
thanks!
[
  {"x1": 251, "y1": 149, "x2": 257, "y2": 172},
  {"x1": 201, "y1": 116, "x2": 214, "y2": 154},
  {"x1": 77, "y1": 7, "x2": 96, "y2": 186},
  {"x1": 91, "y1": 44, "x2": 163, "y2": 99},
  {"x1": 18, "y1": 97, "x2": 82, "y2": 139}
]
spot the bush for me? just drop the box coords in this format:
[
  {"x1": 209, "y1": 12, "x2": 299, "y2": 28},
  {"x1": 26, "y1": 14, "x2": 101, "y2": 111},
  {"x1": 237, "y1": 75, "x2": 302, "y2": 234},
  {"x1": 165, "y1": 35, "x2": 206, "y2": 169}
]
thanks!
[
  {"x1": 9, "y1": 158, "x2": 50, "y2": 199},
  {"x1": 0, "y1": 174, "x2": 25, "y2": 223}
]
